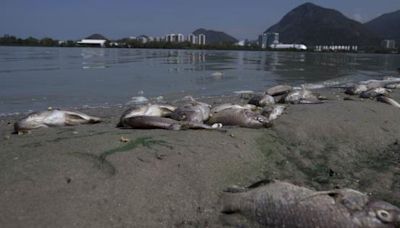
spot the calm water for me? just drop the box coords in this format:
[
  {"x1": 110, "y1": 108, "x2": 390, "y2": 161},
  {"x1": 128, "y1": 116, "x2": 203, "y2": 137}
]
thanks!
[{"x1": 1, "y1": 46, "x2": 400, "y2": 115}]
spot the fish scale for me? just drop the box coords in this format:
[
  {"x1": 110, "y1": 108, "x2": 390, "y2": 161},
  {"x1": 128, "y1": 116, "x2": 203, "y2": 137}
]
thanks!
[{"x1": 221, "y1": 181, "x2": 400, "y2": 228}]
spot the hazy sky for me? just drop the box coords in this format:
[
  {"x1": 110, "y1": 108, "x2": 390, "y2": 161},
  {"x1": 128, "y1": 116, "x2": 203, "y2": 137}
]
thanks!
[{"x1": 1, "y1": 0, "x2": 400, "y2": 40}]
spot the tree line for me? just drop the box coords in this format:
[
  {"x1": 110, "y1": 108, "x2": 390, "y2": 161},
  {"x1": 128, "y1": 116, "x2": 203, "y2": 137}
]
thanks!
[
  {"x1": 1, "y1": 34, "x2": 397, "y2": 53},
  {"x1": 0, "y1": 34, "x2": 260, "y2": 50},
  {"x1": 0, "y1": 34, "x2": 77, "y2": 47}
]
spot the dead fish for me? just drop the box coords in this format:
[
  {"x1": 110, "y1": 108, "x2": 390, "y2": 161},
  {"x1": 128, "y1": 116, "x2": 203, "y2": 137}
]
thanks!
[
  {"x1": 211, "y1": 103, "x2": 256, "y2": 114},
  {"x1": 346, "y1": 78, "x2": 400, "y2": 96},
  {"x1": 266, "y1": 85, "x2": 292, "y2": 96},
  {"x1": 221, "y1": 180, "x2": 400, "y2": 228},
  {"x1": 170, "y1": 100, "x2": 211, "y2": 123},
  {"x1": 385, "y1": 83, "x2": 400, "y2": 89},
  {"x1": 14, "y1": 110, "x2": 101, "y2": 133},
  {"x1": 208, "y1": 108, "x2": 271, "y2": 128},
  {"x1": 118, "y1": 116, "x2": 221, "y2": 130},
  {"x1": 359, "y1": 88, "x2": 391, "y2": 99},
  {"x1": 119, "y1": 103, "x2": 176, "y2": 119},
  {"x1": 262, "y1": 105, "x2": 286, "y2": 121},
  {"x1": 284, "y1": 89, "x2": 322, "y2": 104},
  {"x1": 361, "y1": 77, "x2": 400, "y2": 88},
  {"x1": 248, "y1": 94, "x2": 275, "y2": 107},
  {"x1": 345, "y1": 84, "x2": 369, "y2": 95},
  {"x1": 377, "y1": 95, "x2": 400, "y2": 108},
  {"x1": 117, "y1": 104, "x2": 176, "y2": 127}
]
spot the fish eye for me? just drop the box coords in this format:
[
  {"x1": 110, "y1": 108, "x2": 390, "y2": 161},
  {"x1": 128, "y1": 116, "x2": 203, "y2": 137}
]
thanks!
[{"x1": 376, "y1": 209, "x2": 393, "y2": 222}]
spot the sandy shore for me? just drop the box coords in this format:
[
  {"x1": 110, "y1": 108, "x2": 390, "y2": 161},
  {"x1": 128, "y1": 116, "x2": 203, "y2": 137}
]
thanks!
[{"x1": 1, "y1": 88, "x2": 400, "y2": 227}]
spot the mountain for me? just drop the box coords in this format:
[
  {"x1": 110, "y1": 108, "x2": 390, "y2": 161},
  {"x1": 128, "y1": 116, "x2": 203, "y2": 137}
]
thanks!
[
  {"x1": 193, "y1": 28, "x2": 238, "y2": 45},
  {"x1": 265, "y1": 2, "x2": 380, "y2": 46},
  {"x1": 365, "y1": 10, "x2": 400, "y2": 41}
]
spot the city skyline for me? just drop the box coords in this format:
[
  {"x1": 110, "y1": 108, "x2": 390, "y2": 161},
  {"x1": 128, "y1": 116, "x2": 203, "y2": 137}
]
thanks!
[{"x1": 1, "y1": 0, "x2": 400, "y2": 40}]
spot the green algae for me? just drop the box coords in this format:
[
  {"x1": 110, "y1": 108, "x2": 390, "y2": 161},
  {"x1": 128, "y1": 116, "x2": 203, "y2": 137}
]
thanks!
[
  {"x1": 69, "y1": 136, "x2": 171, "y2": 176},
  {"x1": 255, "y1": 131, "x2": 400, "y2": 206}
]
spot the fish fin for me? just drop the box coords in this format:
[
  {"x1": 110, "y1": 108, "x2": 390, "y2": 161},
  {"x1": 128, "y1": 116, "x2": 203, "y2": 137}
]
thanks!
[
  {"x1": 159, "y1": 107, "x2": 174, "y2": 116},
  {"x1": 65, "y1": 113, "x2": 101, "y2": 125},
  {"x1": 246, "y1": 179, "x2": 273, "y2": 189}
]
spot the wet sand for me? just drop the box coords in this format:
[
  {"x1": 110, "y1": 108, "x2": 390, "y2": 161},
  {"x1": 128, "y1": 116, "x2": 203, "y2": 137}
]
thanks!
[{"x1": 1, "y1": 89, "x2": 400, "y2": 227}]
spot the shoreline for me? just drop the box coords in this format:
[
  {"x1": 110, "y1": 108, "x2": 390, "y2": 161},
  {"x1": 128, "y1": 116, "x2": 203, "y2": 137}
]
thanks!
[
  {"x1": 1, "y1": 44, "x2": 399, "y2": 55},
  {"x1": 1, "y1": 87, "x2": 400, "y2": 227}
]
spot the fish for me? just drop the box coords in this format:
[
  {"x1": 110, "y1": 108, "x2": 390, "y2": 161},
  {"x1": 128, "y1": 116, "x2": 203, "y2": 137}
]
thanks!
[
  {"x1": 117, "y1": 104, "x2": 176, "y2": 127},
  {"x1": 248, "y1": 94, "x2": 275, "y2": 107},
  {"x1": 221, "y1": 180, "x2": 400, "y2": 228},
  {"x1": 347, "y1": 77, "x2": 400, "y2": 95},
  {"x1": 266, "y1": 85, "x2": 293, "y2": 96},
  {"x1": 345, "y1": 84, "x2": 369, "y2": 95},
  {"x1": 359, "y1": 88, "x2": 391, "y2": 99},
  {"x1": 118, "y1": 116, "x2": 221, "y2": 130},
  {"x1": 284, "y1": 89, "x2": 322, "y2": 104},
  {"x1": 377, "y1": 96, "x2": 400, "y2": 108},
  {"x1": 208, "y1": 108, "x2": 271, "y2": 128},
  {"x1": 361, "y1": 77, "x2": 400, "y2": 88},
  {"x1": 262, "y1": 105, "x2": 286, "y2": 121},
  {"x1": 170, "y1": 100, "x2": 211, "y2": 123},
  {"x1": 14, "y1": 110, "x2": 101, "y2": 133},
  {"x1": 211, "y1": 103, "x2": 257, "y2": 114},
  {"x1": 119, "y1": 104, "x2": 176, "y2": 119},
  {"x1": 385, "y1": 83, "x2": 400, "y2": 89}
]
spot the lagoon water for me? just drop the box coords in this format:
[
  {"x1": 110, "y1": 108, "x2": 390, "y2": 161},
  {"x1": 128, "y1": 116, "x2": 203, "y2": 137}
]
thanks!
[{"x1": 1, "y1": 46, "x2": 399, "y2": 115}]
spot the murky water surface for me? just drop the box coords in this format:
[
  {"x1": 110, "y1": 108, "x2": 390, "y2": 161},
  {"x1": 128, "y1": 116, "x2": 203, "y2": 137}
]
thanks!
[{"x1": 1, "y1": 46, "x2": 399, "y2": 114}]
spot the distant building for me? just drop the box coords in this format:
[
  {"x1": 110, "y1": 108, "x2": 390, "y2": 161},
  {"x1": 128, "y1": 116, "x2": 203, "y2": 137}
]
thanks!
[
  {"x1": 270, "y1": 43, "x2": 307, "y2": 50},
  {"x1": 198, "y1": 34, "x2": 206, "y2": 45},
  {"x1": 189, "y1": 33, "x2": 206, "y2": 45},
  {"x1": 177, "y1": 34, "x2": 185, "y2": 42},
  {"x1": 165, "y1": 33, "x2": 185, "y2": 43},
  {"x1": 258, "y1": 33, "x2": 268, "y2": 49},
  {"x1": 381, "y1": 40, "x2": 396, "y2": 49},
  {"x1": 136, "y1": 35, "x2": 150, "y2": 43},
  {"x1": 166, "y1": 34, "x2": 175, "y2": 42},
  {"x1": 77, "y1": 34, "x2": 108, "y2": 47},
  {"x1": 259, "y1": 32, "x2": 279, "y2": 49},
  {"x1": 314, "y1": 45, "x2": 358, "y2": 52},
  {"x1": 266, "y1": 33, "x2": 279, "y2": 47},
  {"x1": 188, "y1": 34, "x2": 197, "y2": 44}
]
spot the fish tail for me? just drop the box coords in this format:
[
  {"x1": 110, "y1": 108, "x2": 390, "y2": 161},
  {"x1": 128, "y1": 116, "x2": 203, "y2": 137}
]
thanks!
[{"x1": 89, "y1": 117, "x2": 102, "y2": 123}]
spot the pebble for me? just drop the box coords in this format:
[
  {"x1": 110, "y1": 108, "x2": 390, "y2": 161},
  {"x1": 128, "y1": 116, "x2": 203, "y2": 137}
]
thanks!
[
  {"x1": 72, "y1": 131, "x2": 79, "y2": 135},
  {"x1": 156, "y1": 153, "x2": 167, "y2": 160},
  {"x1": 4, "y1": 135, "x2": 10, "y2": 140},
  {"x1": 65, "y1": 177, "x2": 72, "y2": 184},
  {"x1": 120, "y1": 136, "x2": 129, "y2": 143}
]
